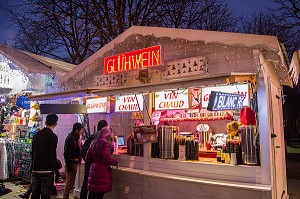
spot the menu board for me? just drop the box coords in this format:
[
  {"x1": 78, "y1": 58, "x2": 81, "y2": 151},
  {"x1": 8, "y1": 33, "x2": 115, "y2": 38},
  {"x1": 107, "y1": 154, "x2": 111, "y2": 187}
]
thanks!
[
  {"x1": 133, "y1": 125, "x2": 157, "y2": 143},
  {"x1": 115, "y1": 94, "x2": 144, "y2": 112}
]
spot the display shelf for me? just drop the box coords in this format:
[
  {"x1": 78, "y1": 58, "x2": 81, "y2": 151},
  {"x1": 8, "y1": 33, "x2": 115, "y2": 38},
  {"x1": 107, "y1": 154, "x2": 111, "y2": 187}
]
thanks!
[{"x1": 13, "y1": 139, "x2": 32, "y2": 181}]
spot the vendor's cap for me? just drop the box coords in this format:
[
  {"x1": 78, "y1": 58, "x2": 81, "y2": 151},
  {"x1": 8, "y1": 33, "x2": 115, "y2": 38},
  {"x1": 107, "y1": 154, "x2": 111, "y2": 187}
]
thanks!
[
  {"x1": 97, "y1": 120, "x2": 108, "y2": 131},
  {"x1": 46, "y1": 113, "x2": 58, "y2": 126}
]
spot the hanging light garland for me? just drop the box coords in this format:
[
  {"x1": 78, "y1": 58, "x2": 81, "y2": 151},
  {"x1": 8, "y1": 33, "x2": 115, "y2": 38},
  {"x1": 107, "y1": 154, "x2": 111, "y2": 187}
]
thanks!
[{"x1": 63, "y1": 34, "x2": 290, "y2": 91}]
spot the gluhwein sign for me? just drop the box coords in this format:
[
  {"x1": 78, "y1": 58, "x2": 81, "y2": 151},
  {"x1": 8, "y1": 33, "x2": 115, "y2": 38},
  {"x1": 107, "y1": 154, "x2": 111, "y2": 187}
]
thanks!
[{"x1": 104, "y1": 45, "x2": 161, "y2": 74}]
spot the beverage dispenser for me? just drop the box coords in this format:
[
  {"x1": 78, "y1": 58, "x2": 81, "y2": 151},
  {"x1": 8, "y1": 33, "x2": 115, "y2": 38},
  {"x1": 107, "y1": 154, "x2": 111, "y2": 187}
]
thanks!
[
  {"x1": 240, "y1": 125, "x2": 258, "y2": 165},
  {"x1": 158, "y1": 126, "x2": 179, "y2": 159}
]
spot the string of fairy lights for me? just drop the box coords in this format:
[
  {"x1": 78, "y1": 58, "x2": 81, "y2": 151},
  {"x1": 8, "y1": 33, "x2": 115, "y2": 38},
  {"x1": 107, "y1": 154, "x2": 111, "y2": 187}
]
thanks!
[
  {"x1": 60, "y1": 33, "x2": 289, "y2": 92},
  {"x1": 0, "y1": 54, "x2": 51, "y2": 95},
  {"x1": 0, "y1": 31, "x2": 289, "y2": 104}
]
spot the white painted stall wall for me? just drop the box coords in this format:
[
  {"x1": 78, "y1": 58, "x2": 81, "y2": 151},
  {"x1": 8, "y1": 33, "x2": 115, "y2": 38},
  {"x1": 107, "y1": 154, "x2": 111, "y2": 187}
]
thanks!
[
  {"x1": 260, "y1": 60, "x2": 288, "y2": 198},
  {"x1": 75, "y1": 154, "x2": 270, "y2": 199},
  {"x1": 87, "y1": 113, "x2": 107, "y2": 135},
  {"x1": 109, "y1": 113, "x2": 135, "y2": 142},
  {"x1": 87, "y1": 112, "x2": 134, "y2": 143},
  {"x1": 52, "y1": 114, "x2": 78, "y2": 173}
]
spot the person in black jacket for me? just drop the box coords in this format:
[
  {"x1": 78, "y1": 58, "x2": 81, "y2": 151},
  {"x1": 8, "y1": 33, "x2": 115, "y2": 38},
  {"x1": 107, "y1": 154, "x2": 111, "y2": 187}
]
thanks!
[
  {"x1": 80, "y1": 120, "x2": 108, "y2": 199},
  {"x1": 63, "y1": 122, "x2": 84, "y2": 199},
  {"x1": 31, "y1": 113, "x2": 59, "y2": 199}
]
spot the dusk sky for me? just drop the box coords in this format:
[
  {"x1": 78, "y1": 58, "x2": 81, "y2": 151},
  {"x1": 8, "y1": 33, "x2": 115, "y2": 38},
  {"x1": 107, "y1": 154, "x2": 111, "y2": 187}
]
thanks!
[{"x1": 0, "y1": 0, "x2": 275, "y2": 44}]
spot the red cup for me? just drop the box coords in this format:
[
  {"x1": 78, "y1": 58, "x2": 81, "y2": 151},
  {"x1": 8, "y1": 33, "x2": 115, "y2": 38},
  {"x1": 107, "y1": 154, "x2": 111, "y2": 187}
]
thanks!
[{"x1": 206, "y1": 143, "x2": 211, "y2": 150}]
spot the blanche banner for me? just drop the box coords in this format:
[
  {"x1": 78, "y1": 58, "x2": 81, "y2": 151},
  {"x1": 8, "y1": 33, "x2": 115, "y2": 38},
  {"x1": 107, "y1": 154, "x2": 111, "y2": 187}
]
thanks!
[
  {"x1": 202, "y1": 84, "x2": 249, "y2": 108},
  {"x1": 207, "y1": 91, "x2": 244, "y2": 111}
]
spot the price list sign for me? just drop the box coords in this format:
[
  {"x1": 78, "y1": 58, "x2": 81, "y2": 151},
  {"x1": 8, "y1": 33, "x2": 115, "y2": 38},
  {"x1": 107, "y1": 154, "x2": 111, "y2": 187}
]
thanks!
[{"x1": 133, "y1": 125, "x2": 157, "y2": 143}]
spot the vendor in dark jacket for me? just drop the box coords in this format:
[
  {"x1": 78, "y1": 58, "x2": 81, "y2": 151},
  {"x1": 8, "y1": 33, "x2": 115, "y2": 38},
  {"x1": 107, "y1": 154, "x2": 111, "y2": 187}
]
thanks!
[
  {"x1": 31, "y1": 113, "x2": 59, "y2": 199},
  {"x1": 63, "y1": 122, "x2": 84, "y2": 199}
]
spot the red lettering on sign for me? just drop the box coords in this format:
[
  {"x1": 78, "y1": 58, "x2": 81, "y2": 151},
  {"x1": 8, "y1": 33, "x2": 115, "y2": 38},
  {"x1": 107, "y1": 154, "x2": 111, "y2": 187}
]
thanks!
[
  {"x1": 124, "y1": 96, "x2": 136, "y2": 103},
  {"x1": 158, "y1": 101, "x2": 184, "y2": 109},
  {"x1": 86, "y1": 102, "x2": 106, "y2": 109},
  {"x1": 118, "y1": 104, "x2": 139, "y2": 111},
  {"x1": 203, "y1": 94, "x2": 210, "y2": 101},
  {"x1": 104, "y1": 46, "x2": 161, "y2": 74},
  {"x1": 164, "y1": 92, "x2": 179, "y2": 100}
]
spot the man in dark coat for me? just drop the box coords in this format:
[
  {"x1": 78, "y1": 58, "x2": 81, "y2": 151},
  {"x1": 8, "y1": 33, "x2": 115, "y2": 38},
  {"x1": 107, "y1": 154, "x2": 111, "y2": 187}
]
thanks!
[
  {"x1": 63, "y1": 122, "x2": 83, "y2": 199},
  {"x1": 31, "y1": 113, "x2": 58, "y2": 199}
]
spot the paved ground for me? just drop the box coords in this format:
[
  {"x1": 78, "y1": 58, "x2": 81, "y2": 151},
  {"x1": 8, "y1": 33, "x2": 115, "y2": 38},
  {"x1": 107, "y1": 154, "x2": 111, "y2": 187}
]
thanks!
[{"x1": 0, "y1": 181, "x2": 77, "y2": 199}]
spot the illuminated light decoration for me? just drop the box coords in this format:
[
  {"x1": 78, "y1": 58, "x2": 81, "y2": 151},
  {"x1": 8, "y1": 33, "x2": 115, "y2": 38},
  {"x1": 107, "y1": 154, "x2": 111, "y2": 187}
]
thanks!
[
  {"x1": 154, "y1": 89, "x2": 190, "y2": 110},
  {"x1": 207, "y1": 91, "x2": 244, "y2": 111},
  {"x1": 115, "y1": 94, "x2": 144, "y2": 112},
  {"x1": 202, "y1": 84, "x2": 249, "y2": 108},
  {"x1": 59, "y1": 32, "x2": 290, "y2": 91},
  {"x1": 104, "y1": 45, "x2": 162, "y2": 74},
  {"x1": 86, "y1": 97, "x2": 109, "y2": 113},
  {"x1": 163, "y1": 56, "x2": 209, "y2": 80}
]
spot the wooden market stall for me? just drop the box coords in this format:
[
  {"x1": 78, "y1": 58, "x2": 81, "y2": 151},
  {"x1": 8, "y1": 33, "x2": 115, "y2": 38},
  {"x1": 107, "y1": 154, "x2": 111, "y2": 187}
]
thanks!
[{"x1": 33, "y1": 26, "x2": 299, "y2": 199}]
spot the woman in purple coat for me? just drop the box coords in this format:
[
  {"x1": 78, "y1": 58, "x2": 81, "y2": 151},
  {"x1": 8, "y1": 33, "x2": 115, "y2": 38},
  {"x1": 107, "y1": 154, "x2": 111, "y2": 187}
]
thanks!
[{"x1": 85, "y1": 126, "x2": 119, "y2": 199}]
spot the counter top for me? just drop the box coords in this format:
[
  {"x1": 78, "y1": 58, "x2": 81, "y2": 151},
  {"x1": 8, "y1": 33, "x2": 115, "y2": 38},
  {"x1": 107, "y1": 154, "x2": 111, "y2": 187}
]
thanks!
[{"x1": 115, "y1": 166, "x2": 270, "y2": 192}]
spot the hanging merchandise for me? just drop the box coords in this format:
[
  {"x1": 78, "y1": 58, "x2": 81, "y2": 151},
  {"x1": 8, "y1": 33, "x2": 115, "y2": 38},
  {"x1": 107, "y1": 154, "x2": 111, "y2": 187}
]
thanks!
[
  {"x1": 16, "y1": 95, "x2": 30, "y2": 110},
  {"x1": 28, "y1": 101, "x2": 41, "y2": 128},
  {"x1": 226, "y1": 121, "x2": 242, "y2": 137},
  {"x1": 0, "y1": 138, "x2": 8, "y2": 180},
  {"x1": 240, "y1": 107, "x2": 256, "y2": 125}
]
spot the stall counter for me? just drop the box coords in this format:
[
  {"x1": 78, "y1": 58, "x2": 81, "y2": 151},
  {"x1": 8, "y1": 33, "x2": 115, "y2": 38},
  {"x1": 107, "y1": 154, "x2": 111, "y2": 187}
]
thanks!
[{"x1": 74, "y1": 148, "x2": 271, "y2": 199}]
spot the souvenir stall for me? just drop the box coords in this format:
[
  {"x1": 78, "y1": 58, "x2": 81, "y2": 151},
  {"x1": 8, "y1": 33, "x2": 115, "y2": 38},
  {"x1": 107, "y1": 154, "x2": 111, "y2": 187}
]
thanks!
[
  {"x1": 0, "y1": 44, "x2": 75, "y2": 181},
  {"x1": 32, "y1": 26, "x2": 297, "y2": 199},
  {"x1": 0, "y1": 101, "x2": 43, "y2": 181}
]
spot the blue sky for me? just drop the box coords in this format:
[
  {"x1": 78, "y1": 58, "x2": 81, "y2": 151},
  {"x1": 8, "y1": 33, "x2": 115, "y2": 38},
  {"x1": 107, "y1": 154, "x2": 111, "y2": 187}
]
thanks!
[
  {"x1": 0, "y1": 0, "x2": 15, "y2": 44},
  {"x1": 0, "y1": 0, "x2": 275, "y2": 44},
  {"x1": 229, "y1": 0, "x2": 274, "y2": 16}
]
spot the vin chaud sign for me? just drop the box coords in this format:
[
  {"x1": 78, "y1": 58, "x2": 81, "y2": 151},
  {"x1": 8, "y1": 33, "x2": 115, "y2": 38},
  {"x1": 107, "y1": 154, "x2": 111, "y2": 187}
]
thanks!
[{"x1": 207, "y1": 91, "x2": 244, "y2": 111}]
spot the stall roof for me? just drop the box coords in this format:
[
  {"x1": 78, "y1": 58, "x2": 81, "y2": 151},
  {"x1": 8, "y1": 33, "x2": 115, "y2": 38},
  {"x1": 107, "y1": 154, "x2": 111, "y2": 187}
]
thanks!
[
  {"x1": 21, "y1": 51, "x2": 75, "y2": 73},
  {"x1": 59, "y1": 26, "x2": 288, "y2": 85},
  {"x1": 0, "y1": 44, "x2": 75, "y2": 74},
  {"x1": 28, "y1": 87, "x2": 102, "y2": 101}
]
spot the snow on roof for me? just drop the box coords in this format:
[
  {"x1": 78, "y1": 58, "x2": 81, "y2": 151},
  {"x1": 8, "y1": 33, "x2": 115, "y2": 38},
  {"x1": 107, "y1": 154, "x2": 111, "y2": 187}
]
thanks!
[
  {"x1": 0, "y1": 44, "x2": 75, "y2": 75},
  {"x1": 59, "y1": 26, "x2": 286, "y2": 85},
  {"x1": 22, "y1": 51, "x2": 75, "y2": 73}
]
